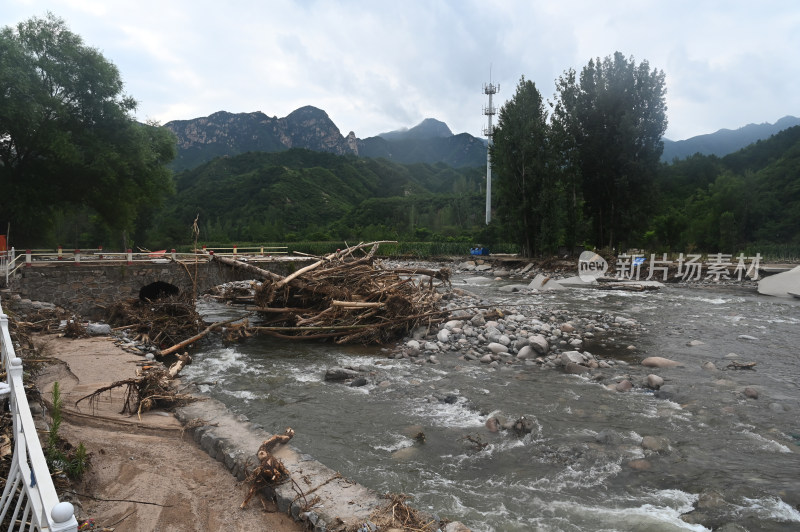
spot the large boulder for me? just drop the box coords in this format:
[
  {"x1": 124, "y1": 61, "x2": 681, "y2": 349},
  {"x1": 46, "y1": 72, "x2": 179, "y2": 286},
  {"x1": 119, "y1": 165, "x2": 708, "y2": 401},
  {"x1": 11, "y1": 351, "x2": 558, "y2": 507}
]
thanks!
[
  {"x1": 529, "y1": 334, "x2": 549, "y2": 355},
  {"x1": 324, "y1": 367, "x2": 361, "y2": 381},
  {"x1": 559, "y1": 351, "x2": 584, "y2": 365},
  {"x1": 641, "y1": 356, "x2": 683, "y2": 368}
]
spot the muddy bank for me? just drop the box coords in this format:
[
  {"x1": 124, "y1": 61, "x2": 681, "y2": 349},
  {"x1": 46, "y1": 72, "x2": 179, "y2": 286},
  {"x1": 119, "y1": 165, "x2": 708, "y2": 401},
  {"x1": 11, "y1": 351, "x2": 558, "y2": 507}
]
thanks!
[{"x1": 32, "y1": 334, "x2": 302, "y2": 532}]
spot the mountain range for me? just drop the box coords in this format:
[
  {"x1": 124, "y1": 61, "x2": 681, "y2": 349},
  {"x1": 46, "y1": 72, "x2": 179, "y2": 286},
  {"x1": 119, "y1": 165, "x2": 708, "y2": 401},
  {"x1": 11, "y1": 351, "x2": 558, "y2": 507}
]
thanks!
[
  {"x1": 163, "y1": 107, "x2": 800, "y2": 172},
  {"x1": 164, "y1": 107, "x2": 486, "y2": 172},
  {"x1": 661, "y1": 115, "x2": 800, "y2": 161}
]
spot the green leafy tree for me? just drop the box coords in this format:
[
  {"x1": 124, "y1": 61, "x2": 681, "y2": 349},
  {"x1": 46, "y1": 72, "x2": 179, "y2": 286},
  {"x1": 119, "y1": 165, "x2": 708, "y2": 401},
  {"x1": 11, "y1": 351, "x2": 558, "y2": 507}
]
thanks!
[
  {"x1": 491, "y1": 77, "x2": 562, "y2": 257},
  {"x1": 554, "y1": 52, "x2": 667, "y2": 250},
  {"x1": 0, "y1": 13, "x2": 176, "y2": 244}
]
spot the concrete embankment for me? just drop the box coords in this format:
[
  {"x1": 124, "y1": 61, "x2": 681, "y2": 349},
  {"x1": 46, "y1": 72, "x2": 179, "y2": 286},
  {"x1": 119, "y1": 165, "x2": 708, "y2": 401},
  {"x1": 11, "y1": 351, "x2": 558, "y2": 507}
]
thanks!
[{"x1": 174, "y1": 397, "x2": 387, "y2": 531}]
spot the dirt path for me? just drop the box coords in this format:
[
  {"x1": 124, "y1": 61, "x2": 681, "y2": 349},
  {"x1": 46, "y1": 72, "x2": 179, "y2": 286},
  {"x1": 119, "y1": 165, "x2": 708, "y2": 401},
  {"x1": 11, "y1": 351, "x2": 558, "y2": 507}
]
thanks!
[{"x1": 34, "y1": 335, "x2": 302, "y2": 532}]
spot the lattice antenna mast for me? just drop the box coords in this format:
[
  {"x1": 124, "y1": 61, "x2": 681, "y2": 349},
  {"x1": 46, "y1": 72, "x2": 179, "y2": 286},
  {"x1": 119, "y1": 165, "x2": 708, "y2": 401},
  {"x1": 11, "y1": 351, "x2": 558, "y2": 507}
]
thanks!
[{"x1": 483, "y1": 70, "x2": 499, "y2": 225}]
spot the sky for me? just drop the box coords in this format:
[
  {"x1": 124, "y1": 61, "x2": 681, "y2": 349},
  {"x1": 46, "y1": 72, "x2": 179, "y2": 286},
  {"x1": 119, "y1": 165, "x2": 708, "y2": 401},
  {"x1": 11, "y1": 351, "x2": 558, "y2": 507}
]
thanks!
[{"x1": 4, "y1": 0, "x2": 800, "y2": 141}]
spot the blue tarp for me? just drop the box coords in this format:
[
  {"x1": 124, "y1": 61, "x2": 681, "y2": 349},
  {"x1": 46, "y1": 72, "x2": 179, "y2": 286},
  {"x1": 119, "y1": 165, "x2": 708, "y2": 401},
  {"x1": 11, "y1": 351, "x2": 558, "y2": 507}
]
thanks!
[{"x1": 470, "y1": 247, "x2": 490, "y2": 256}]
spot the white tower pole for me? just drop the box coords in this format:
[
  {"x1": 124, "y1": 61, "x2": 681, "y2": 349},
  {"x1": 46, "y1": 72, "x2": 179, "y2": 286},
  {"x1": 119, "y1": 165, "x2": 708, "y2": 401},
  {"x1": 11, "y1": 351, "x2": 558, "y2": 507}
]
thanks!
[{"x1": 483, "y1": 78, "x2": 499, "y2": 225}]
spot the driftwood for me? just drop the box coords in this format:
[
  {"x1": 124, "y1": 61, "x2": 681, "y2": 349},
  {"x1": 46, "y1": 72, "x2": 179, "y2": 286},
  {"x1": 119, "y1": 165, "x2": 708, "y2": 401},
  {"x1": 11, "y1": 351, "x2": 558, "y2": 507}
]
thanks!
[
  {"x1": 159, "y1": 315, "x2": 248, "y2": 356},
  {"x1": 241, "y1": 428, "x2": 295, "y2": 509},
  {"x1": 727, "y1": 361, "x2": 757, "y2": 370},
  {"x1": 214, "y1": 241, "x2": 450, "y2": 344},
  {"x1": 75, "y1": 365, "x2": 198, "y2": 420},
  {"x1": 168, "y1": 353, "x2": 192, "y2": 378}
]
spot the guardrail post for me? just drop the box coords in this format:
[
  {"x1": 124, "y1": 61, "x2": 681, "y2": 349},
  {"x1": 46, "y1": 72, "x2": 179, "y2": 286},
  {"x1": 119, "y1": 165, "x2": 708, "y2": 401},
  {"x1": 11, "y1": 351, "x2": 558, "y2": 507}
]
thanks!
[
  {"x1": 233, "y1": 244, "x2": 237, "y2": 257},
  {"x1": 74, "y1": 249, "x2": 81, "y2": 264},
  {"x1": 26, "y1": 249, "x2": 32, "y2": 267},
  {"x1": 126, "y1": 249, "x2": 133, "y2": 265},
  {"x1": 171, "y1": 249, "x2": 177, "y2": 261},
  {"x1": 51, "y1": 501, "x2": 77, "y2": 530},
  {"x1": 260, "y1": 246, "x2": 264, "y2": 256},
  {"x1": 57, "y1": 245, "x2": 63, "y2": 260},
  {"x1": 98, "y1": 245, "x2": 103, "y2": 259}
]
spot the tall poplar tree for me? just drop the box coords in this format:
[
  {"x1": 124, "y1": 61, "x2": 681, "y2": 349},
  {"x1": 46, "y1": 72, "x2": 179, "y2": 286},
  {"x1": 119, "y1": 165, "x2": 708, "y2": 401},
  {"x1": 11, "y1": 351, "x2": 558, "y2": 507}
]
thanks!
[
  {"x1": 553, "y1": 52, "x2": 667, "y2": 250},
  {"x1": 491, "y1": 77, "x2": 561, "y2": 257}
]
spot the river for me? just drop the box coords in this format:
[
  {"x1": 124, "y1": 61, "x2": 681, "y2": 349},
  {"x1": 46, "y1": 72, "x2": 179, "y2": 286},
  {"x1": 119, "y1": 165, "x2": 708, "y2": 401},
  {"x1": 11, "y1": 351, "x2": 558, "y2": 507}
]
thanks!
[{"x1": 184, "y1": 268, "x2": 800, "y2": 531}]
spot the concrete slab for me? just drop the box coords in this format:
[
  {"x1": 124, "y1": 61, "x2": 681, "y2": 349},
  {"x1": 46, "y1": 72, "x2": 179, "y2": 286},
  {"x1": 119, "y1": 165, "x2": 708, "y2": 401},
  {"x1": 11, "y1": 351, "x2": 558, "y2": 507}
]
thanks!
[{"x1": 758, "y1": 265, "x2": 800, "y2": 297}]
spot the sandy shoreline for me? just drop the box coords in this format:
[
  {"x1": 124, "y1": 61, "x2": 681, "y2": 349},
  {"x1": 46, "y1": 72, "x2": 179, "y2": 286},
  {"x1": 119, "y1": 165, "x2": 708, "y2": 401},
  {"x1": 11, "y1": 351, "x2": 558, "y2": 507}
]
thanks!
[{"x1": 33, "y1": 334, "x2": 303, "y2": 532}]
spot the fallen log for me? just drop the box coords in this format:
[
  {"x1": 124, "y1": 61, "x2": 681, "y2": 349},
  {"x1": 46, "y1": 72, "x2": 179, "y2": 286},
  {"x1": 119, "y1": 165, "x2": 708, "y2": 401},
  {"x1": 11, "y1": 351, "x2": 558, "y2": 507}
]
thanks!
[
  {"x1": 330, "y1": 300, "x2": 384, "y2": 308},
  {"x1": 159, "y1": 315, "x2": 249, "y2": 356},
  {"x1": 210, "y1": 255, "x2": 284, "y2": 282}
]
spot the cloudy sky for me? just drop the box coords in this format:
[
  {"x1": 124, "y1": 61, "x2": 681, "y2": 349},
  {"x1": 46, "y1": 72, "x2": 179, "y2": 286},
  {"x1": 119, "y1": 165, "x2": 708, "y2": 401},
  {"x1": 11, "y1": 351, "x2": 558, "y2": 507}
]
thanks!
[{"x1": 4, "y1": 0, "x2": 800, "y2": 141}]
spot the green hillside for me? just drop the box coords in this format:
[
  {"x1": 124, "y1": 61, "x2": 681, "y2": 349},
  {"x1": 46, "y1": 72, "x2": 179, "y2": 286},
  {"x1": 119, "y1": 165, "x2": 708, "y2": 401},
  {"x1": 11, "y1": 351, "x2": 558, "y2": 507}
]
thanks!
[
  {"x1": 147, "y1": 149, "x2": 486, "y2": 245},
  {"x1": 652, "y1": 126, "x2": 800, "y2": 252}
]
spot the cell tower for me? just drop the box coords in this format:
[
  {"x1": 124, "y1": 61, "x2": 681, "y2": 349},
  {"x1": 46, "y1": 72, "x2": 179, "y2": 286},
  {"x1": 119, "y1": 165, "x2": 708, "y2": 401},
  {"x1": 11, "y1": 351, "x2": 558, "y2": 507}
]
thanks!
[{"x1": 483, "y1": 75, "x2": 499, "y2": 225}]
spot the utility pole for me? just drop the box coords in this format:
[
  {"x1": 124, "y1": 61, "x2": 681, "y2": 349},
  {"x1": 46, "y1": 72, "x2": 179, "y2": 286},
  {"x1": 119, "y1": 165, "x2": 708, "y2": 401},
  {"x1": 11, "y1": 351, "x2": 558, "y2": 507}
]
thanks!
[{"x1": 483, "y1": 75, "x2": 499, "y2": 225}]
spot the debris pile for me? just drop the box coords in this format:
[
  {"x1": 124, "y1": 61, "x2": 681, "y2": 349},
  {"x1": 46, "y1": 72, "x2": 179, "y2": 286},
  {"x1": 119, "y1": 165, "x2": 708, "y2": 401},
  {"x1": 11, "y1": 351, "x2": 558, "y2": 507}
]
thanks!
[
  {"x1": 367, "y1": 493, "x2": 441, "y2": 532},
  {"x1": 75, "y1": 357, "x2": 197, "y2": 420},
  {"x1": 105, "y1": 297, "x2": 204, "y2": 349},
  {"x1": 215, "y1": 241, "x2": 450, "y2": 344}
]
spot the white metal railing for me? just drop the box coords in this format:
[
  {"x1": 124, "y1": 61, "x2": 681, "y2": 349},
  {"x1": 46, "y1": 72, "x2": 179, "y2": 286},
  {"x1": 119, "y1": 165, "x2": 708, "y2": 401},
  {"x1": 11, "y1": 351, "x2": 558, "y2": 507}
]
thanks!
[
  {"x1": 0, "y1": 306, "x2": 78, "y2": 531},
  {"x1": 0, "y1": 246, "x2": 297, "y2": 287}
]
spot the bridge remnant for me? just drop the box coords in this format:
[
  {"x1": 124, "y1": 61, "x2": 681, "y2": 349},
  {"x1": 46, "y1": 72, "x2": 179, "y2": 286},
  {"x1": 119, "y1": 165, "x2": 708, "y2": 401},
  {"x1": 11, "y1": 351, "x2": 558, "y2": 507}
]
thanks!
[{"x1": 11, "y1": 258, "x2": 307, "y2": 319}]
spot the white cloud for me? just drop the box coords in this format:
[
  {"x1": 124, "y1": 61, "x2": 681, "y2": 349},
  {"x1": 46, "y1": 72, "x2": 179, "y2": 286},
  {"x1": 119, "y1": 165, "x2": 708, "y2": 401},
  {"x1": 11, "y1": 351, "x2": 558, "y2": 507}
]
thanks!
[{"x1": 3, "y1": 0, "x2": 799, "y2": 140}]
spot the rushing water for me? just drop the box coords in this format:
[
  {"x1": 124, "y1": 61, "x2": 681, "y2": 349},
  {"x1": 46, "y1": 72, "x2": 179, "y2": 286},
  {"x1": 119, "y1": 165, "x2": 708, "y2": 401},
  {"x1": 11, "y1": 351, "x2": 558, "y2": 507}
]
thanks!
[{"x1": 184, "y1": 275, "x2": 800, "y2": 531}]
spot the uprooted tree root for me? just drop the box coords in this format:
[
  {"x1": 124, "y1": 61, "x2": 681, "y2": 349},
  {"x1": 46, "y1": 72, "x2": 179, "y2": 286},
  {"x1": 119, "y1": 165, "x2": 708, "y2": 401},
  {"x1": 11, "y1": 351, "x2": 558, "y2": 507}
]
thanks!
[
  {"x1": 74, "y1": 366, "x2": 198, "y2": 420},
  {"x1": 241, "y1": 428, "x2": 296, "y2": 509}
]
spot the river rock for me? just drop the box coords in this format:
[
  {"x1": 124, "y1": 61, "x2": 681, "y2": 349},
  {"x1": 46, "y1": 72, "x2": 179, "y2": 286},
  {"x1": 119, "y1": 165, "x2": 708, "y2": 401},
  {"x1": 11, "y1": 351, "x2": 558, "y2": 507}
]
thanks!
[
  {"x1": 564, "y1": 362, "x2": 590, "y2": 375},
  {"x1": 406, "y1": 340, "x2": 421, "y2": 352},
  {"x1": 686, "y1": 340, "x2": 705, "y2": 347},
  {"x1": 437, "y1": 329, "x2": 451, "y2": 343},
  {"x1": 702, "y1": 361, "x2": 717, "y2": 371},
  {"x1": 324, "y1": 367, "x2": 361, "y2": 381},
  {"x1": 560, "y1": 323, "x2": 575, "y2": 333},
  {"x1": 87, "y1": 322, "x2": 112, "y2": 336},
  {"x1": 628, "y1": 459, "x2": 652, "y2": 470},
  {"x1": 424, "y1": 341, "x2": 439, "y2": 352},
  {"x1": 559, "y1": 351, "x2": 584, "y2": 365},
  {"x1": 615, "y1": 380, "x2": 633, "y2": 392},
  {"x1": 480, "y1": 354, "x2": 493, "y2": 364},
  {"x1": 487, "y1": 342, "x2": 508, "y2": 354},
  {"x1": 511, "y1": 416, "x2": 534, "y2": 435},
  {"x1": 529, "y1": 334, "x2": 549, "y2": 355},
  {"x1": 743, "y1": 387, "x2": 759, "y2": 399},
  {"x1": 737, "y1": 334, "x2": 759, "y2": 341},
  {"x1": 349, "y1": 376, "x2": 368, "y2": 387},
  {"x1": 641, "y1": 435, "x2": 669, "y2": 452},
  {"x1": 445, "y1": 319, "x2": 464, "y2": 330},
  {"x1": 516, "y1": 346, "x2": 533, "y2": 360},
  {"x1": 654, "y1": 384, "x2": 681, "y2": 401},
  {"x1": 641, "y1": 356, "x2": 682, "y2": 368},
  {"x1": 646, "y1": 374, "x2": 664, "y2": 389}
]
